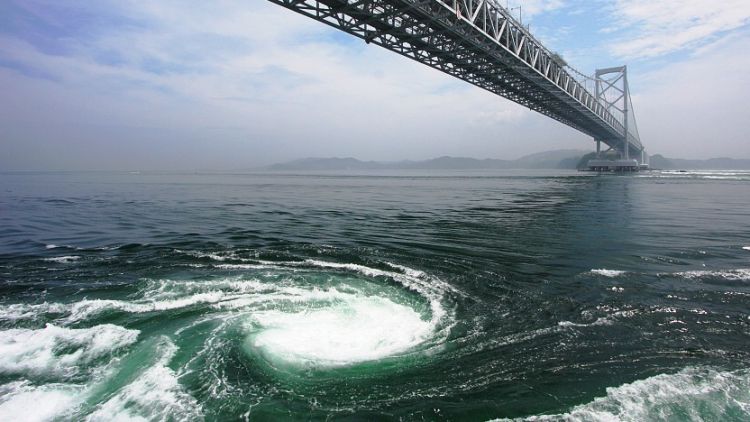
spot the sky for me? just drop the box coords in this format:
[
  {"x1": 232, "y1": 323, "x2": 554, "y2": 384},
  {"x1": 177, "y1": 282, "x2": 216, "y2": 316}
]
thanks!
[{"x1": 1, "y1": 0, "x2": 749, "y2": 170}]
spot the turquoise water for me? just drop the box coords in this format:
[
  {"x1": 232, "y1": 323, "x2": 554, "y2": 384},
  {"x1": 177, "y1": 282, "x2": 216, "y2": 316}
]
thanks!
[{"x1": 1, "y1": 169, "x2": 749, "y2": 420}]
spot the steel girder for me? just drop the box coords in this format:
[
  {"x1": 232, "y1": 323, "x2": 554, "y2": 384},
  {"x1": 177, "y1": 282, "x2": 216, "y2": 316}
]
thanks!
[{"x1": 266, "y1": 0, "x2": 643, "y2": 155}]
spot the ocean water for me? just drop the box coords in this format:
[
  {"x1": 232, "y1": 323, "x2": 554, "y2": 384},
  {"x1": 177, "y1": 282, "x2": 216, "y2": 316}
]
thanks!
[{"x1": 0, "y1": 169, "x2": 749, "y2": 421}]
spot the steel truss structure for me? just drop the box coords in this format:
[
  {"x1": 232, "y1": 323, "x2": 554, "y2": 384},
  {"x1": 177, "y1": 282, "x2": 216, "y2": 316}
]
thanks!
[
  {"x1": 267, "y1": 0, "x2": 644, "y2": 157},
  {"x1": 595, "y1": 66, "x2": 642, "y2": 159}
]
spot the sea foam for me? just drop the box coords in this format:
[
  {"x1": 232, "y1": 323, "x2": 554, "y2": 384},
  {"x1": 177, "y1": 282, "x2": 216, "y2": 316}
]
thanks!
[
  {"x1": 589, "y1": 269, "x2": 626, "y2": 278},
  {"x1": 0, "y1": 324, "x2": 138, "y2": 378},
  {"x1": 85, "y1": 338, "x2": 202, "y2": 421},
  {"x1": 675, "y1": 269, "x2": 750, "y2": 281},
  {"x1": 492, "y1": 367, "x2": 750, "y2": 421},
  {"x1": 0, "y1": 302, "x2": 67, "y2": 322},
  {"x1": 247, "y1": 294, "x2": 433, "y2": 368},
  {"x1": 233, "y1": 260, "x2": 456, "y2": 368},
  {"x1": 0, "y1": 381, "x2": 82, "y2": 421},
  {"x1": 42, "y1": 256, "x2": 80, "y2": 263},
  {"x1": 2, "y1": 259, "x2": 456, "y2": 375}
]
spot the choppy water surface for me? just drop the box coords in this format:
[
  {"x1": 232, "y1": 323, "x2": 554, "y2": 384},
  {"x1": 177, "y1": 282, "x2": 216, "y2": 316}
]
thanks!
[{"x1": 1, "y1": 169, "x2": 749, "y2": 421}]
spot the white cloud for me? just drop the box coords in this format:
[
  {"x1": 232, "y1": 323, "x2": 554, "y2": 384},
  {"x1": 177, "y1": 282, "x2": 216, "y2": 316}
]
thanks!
[
  {"x1": 609, "y1": 0, "x2": 750, "y2": 59},
  {"x1": 634, "y1": 34, "x2": 750, "y2": 158},
  {"x1": 2, "y1": 0, "x2": 585, "y2": 170},
  {"x1": 510, "y1": 0, "x2": 566, "y2": 18}
]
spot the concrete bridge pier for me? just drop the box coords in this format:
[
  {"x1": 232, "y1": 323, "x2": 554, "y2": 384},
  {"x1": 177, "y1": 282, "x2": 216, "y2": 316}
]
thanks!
[{"x1": 587, "y1": 137, "x2": 641, "y2": 172}]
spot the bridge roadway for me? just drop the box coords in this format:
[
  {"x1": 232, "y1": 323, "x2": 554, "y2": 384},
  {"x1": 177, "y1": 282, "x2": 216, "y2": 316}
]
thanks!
[{"x1": 267, "y1": 0, "x2": 644, "y2": 158}]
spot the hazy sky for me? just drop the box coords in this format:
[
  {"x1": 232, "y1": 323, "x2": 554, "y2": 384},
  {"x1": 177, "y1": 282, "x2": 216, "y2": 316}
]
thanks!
[{"x1": 1, "y1": 0, "x2": 749, "y2": 170}]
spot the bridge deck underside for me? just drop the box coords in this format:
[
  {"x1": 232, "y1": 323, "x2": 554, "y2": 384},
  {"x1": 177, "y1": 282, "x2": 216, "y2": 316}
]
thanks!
[{"x1": 269, "y1": 0, "x2": 642, "y2": 155}]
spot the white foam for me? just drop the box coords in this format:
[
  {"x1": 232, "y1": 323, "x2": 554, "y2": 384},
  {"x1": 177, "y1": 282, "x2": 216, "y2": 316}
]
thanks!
[
  {"x1": 44, "y1": 244, "x2": 79, "y2": 250},
  {"x1": 212, "y1": 286, "x2": 353, "y2": 311},
  {"x1": 0, "y1": 259, "x2": 466, "y2": 419},
  {"x1": 0, "y1": 324, "x2": 139, "y2": 378},
  {"x1": 660, "y1": 171, "x2": 750, "y2": 176},
  {"x1": 301, "y1": 259, "x2": 458, "y2": 339},
  {"x1": 141, "y1": 277, "x2": 270, "y2": 300},
  {"x1": 0, "y1": 302, "x2": 67, "y2": 322},
  {"x1": 489, "y1": 326, "x2": 558, "y2": 348},
  {"x1": 493, "y1": 367, "x2": 750, "y2": 421},
  {"x1": 304, "y1": 259, "x2": 462, "y2": 297},
  {"x1": 5, "y1": 260, "x2": 455, "y2": 373},
  {"x1": 743, "y1": 246, "x2": 750, "y2": 251},
  {"x1": 62, "y1": 260, "x2": 452, "y2": 321},
  {"x1": 385, "y1": 262, "x2": 428, "y2": 279},
  {"x1": 558, "y1": 317, "x2": 612, "y2": 328},
  {"x1": 675, "y1": 268, "x2": 750, "y2": 281},
  {"x1": 213, "y1": 263, "x2": 276, "y2": 270},
  {"x1": 85, "y1": 338, "x2": 202, "y2": 421},
  {"x1": 11, "y1": 277, "x2": 331, "y2": 323},
  {"x1": 704, "y1": 175, "x2": 750, "y2": 180},
  {"x1": 0, "y1": 381, "x2": 82, "y2": 421},
  {"x1": 175, "y1": 254, "x2": 455, "y2": 295},
  {"x1": 66, "y1": 292, "x2": 229, "y2": 322},
  {"x1": 590, "y1": 269, "x2": 626, "y2": 277},
  {"x1": 43, "y1": 256, "x2": 81, "y2": 263},
  {"x1": 174, "y1": 249, "x2": 245, "y2": 262},
  {"x1": 220, "y1": 259, "x2": 457, "y2": 368},
  {"x1": 247, "y1": 295, "x2": 434, "y2": 367}
]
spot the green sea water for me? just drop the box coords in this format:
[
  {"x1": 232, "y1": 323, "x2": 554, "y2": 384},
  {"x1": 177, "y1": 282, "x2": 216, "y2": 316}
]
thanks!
[{"x1": 1, "y1": 169, "x2": 749, "y2": 421}]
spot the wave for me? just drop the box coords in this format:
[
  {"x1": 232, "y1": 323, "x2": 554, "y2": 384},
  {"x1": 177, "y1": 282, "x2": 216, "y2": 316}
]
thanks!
[
  {"x1": 174, "y1": 249, "x2": 251, "y2": 262},
  {"x1": 675, "y1": 269, "x2": 750, "y2": 281},
  {"x1": 649, "y1": 171, "x2": 750, "y2": 181},
  {"x1": 589, "y1": 269, "x2": 627, "y2": 278},
  {"x1": 584, "y1": 268, "x2": 750, "y2": 282},
  {"x1": 1, "y1": 259, "x2": 456, "y2": 372},
  {"x1": 43, "y1": 244, "x2": 121, "y2": 252},
  {"x1": 66, "y1": 292, "x2": 233, "y2": 322},
  {"x1": 42, "y1": 256, "x2": 80, "y2": 263},
  {"x1": 661, "y1": 171, "x2": 750, "y2": 176},
  {"x1": 0, "y1": 302, "x2": 68, "y2": 322},
  {"x1": 0, "y1": 381, "x2": 83, "y2": 421},
  {"x1": 85, "y1": 338, "x2": 203, "y2": 421},
  {"x1": 246, "y1": 292, "x2": 435, "y2": 368},
  {"x1": 0, "y1": 324, "x2": 139, "y2": 378},
  {"x1": 0, "y1": 336, "x2": 199, "y2": 421},
  {"x1": 557, "y1": 317, "x2": 613, "y2": 328},
  {"x1": 494, "y1": 367, "x2": 750, "y2": 421},
  {"x1": 0, "y1": 256, "x2": 463, "y2": 419},
  {"x1": 238, "y1": 260, "x2": 456, "y2": 368}
]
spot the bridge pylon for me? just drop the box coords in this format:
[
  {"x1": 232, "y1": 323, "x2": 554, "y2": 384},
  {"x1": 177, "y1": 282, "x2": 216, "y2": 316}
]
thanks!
[{"x1": 593, "y1": 66, "x2": 643, "y2": 161}]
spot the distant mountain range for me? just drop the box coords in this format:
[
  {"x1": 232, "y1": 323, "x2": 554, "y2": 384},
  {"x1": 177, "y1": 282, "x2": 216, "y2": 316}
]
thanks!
[
  {"x1": 267, "y1": 150, "x2": 750, "y2": 171},
  {"x1": 267, "y1": 149, "x2": 589, "y2": 171}
]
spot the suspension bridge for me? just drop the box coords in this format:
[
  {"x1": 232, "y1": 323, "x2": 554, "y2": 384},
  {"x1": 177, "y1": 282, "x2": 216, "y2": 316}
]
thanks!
[{"x1": 267, "y1": 0, "x2": 647, "y2": 170}]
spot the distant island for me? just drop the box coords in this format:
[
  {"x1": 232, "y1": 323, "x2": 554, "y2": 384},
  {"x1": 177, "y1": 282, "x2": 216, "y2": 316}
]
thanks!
[{"x1": 267, "y1": 150, "x2": 750, "y2": 171}]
